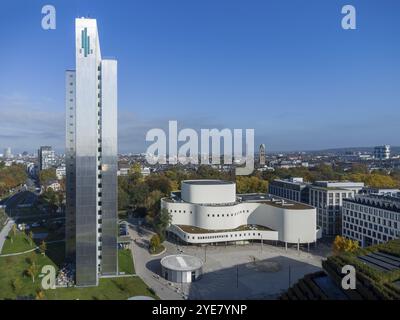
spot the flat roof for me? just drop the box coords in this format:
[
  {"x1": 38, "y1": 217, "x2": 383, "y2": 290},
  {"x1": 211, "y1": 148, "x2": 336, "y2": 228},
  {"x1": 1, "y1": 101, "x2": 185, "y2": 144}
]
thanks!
[
  {"x1": 182, "y1": 180, "x2": 234, "y2": 185},
  {"x1": 161, "y1": 254, "x2": 203, "y2": 271},
  {"x1": 177, "y1": 224, "x2": 274, "y2": 234},
  {"x1": 163, "y1": 193, "x2": 315, "y2": 210}
]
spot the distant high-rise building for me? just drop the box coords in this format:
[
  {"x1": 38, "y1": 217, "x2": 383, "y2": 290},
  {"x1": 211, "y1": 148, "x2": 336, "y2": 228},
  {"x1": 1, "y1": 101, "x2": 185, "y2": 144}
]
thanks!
[
  {"x1": 259, "y1": 144, "x2": 266, "y2": 165},
  {"x1": 65, "y1": 18, "x2": 118, "y2": 287},
  {"x1": 38, "y1": 146, "x2": 56, "y2": 170},
  {"x1": 374, "y1": 145, "x2": 390, "y2": 160},
  {"x1": 3, "y1": 147, "x2": 12, "y2": 159}
]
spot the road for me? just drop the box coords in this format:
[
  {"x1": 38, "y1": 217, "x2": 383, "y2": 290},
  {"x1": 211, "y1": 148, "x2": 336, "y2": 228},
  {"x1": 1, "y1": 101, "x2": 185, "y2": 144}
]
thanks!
[
  {"x1": 127, "y1": 221, "x2": 183, "y2": 300},
  {"x1": 0, "y1": 219, "x2": 14, "y2": 254},
  {"x1": 0, "y1": 178, "x2": 41, "y2": 252}
]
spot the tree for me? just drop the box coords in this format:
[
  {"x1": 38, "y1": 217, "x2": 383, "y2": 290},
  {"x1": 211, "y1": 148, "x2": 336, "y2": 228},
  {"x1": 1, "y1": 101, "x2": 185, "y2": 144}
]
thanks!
[
  {"x1": 26, "y1": 252, "x2": 37, "y2": 265},
  {"x1": 39, "y1": 240, "x2": 47, "y2": 255},
  {"x1": 38, "y1": 168, "x2": 57, "y2": 186},
  {"x1": 11, "y1": 278, "x2": 22, "y2": 294},
  {"x1": 28, "y1": 231, "x2": 34, "y2": 246},
  {"x1": 145, "y1": 175, "x2": 172, "y2": 196},
  {"x1": 36, "y1": 290, "x2": 45, "y2": 300},
  {"x1": 149, "y1": 234, "x2": 161, "y2": 253},
  {"x1": 0, "y1": 164, "x2": 27, "y2": 197},
  {"x1": 11, "y1": 224, "x2": 17, "y2": 244},
  {"x1": 153, "y1": 208, "x2": 172, "y2": 242},
  {"x1": 332, "y1": 235, "x2": 359, "y2": 255},
  {"x1": 236, "y1": 176, "x2": 268, "y2": 194},
  {"x1": 118, "y1": 186, "x2": 130, "y2": 210},
  {"x1": 26, "y1": 262, "x2": 38, "y2": 283}
]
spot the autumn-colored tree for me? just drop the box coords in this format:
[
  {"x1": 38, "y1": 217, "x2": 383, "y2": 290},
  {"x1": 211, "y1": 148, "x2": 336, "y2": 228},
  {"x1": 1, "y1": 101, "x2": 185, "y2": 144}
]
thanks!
[
  {"x1": 11, "y1": 278, "x2": 22, "y2": 294},
  {"x1": 26, "y1": 262, "x2": 38, "y2": 283},
  {"x1": 236, "y1": 176, "x2": 268, "y2": 194},
  {"x1": 36, "y1": 290, "x2": 45, "y2": 300},
  {"x1": 28, "y1": 230, "x2": 34, "y2": 246},
  {"x1": 332, "y1": 235, "x2": 359, "y2": 255},
  {"x1": 39, "y1": 240, "x2": 47, "y2": 255},
  {"x1": 38, "y1": 168, "x2": 57, "y2": 186},
  {"x1": 149, "y1": 234, "x2": 161, "y2": 253}
]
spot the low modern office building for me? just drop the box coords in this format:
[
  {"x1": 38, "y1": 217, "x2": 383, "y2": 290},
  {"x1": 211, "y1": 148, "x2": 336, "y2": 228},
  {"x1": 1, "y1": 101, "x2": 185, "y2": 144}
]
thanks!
[
  {"x1": 269, "y1": 177, "x2": 309, "y2": 203},
  {"x1": 361, "y1": 187, "x2": 400, "y2": 197},
  {"x1": 309, "y1": 181, "x2": 364, "y2": 236},
  {"x1": 160, "y1": 254, "x2": 203, "y2": 283},
  {"x1": 161, "y1": 180, "x2": 320, "y2": 246},
  {"x1": 342, "y1": 194, "x2": 400, "y2": 247}
]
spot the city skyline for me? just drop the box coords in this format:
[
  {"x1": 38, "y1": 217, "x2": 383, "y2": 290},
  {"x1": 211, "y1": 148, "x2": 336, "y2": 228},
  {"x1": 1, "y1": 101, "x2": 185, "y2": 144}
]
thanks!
[{"x1": 0, "y1": 0, "x2": 400, "y2": 154}]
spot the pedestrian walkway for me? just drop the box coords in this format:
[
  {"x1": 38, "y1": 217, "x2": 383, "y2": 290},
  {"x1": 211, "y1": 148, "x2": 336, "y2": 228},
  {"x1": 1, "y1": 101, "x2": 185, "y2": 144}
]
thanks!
[{"x1": 0, "y1": 219, "x2": 14, "y2": 254}]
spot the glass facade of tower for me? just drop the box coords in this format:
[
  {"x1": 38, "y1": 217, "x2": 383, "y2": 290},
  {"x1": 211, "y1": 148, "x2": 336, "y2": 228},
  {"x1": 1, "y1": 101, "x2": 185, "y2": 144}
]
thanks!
[{"x1": 66, "y1": 18, "x2": 118, "y2": 287}]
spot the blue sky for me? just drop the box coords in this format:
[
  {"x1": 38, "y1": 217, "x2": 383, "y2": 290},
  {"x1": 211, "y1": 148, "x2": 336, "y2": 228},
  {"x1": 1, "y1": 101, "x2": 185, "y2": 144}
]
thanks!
[{"x1": 0, "y1": 0, "x2": 399, "y2": 154}]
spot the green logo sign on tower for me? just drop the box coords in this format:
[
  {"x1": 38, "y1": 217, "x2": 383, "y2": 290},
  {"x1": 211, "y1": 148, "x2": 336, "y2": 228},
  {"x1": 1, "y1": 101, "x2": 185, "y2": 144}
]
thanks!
[{"x1": 81, "y1": 28, "x2": 92, "y2": 57}]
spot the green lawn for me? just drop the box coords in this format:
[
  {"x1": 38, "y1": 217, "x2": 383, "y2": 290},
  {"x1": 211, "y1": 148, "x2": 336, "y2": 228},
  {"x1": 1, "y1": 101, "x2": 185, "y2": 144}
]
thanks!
[
  {"x1": 0, "y1": 242, "x2": 62, "y2": 299},
  {"x1": 118, "y1": 249, "x2": 135, "y2": 274},
  {"x1": 45, "y1": 277, "x2": 158, "y2": 300},
  {"x1": 0, "y1": 239, "x2": 157, "y2": 300},
  {"x1": 1, "y1": 230, "x2": 36, "y2": 255}
]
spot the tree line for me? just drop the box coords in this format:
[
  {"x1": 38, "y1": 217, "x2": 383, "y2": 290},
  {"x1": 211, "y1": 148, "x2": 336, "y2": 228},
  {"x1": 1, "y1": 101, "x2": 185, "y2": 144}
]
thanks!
[{"x1": 0, "y1": 164, "x2": 27, "y2": 197}]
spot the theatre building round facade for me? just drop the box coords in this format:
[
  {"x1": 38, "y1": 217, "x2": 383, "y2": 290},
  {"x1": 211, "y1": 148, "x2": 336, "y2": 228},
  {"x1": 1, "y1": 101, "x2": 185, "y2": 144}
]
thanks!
[
  {"x1": 160, "y1": 254, "x2": 203, "y2": 283},
  {"x1": 161, "y1": 179, "x2": 321, "y2": 245}
]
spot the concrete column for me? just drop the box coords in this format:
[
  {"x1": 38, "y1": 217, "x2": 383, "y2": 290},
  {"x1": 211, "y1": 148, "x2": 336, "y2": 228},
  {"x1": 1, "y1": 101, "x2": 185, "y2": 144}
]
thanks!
[{"x1": 285, "y1": 242, "x2": 287, "y2": 251}]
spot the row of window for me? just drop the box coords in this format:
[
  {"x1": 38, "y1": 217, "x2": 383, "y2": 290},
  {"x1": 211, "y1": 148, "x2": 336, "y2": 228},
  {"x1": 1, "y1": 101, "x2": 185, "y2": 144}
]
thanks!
[
  {"x1": 344, "y1": 203, "x2": 400, "y2": 221},
  {"x1": 343, "y1": 221, "x2": 399, "y2": 237},
  {"x1": 343, "y1": 228, "x2": 397, "y2": 242},
  {"x1": 169, "y1": 208, "x2": 250, "y2": 217},
  {"x1": 179, "y1": 232, "x2": 263, "y2": 241},
  {"x1": 343, "y1": 211, "x2": 398, "y2": 228}
]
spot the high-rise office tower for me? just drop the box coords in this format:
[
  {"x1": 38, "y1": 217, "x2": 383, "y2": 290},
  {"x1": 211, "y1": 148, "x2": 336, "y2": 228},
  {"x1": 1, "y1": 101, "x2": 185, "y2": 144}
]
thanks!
[
  {"x1": 259, "y1": 144, "x2": 266, "y2": 166},
  {"x1": 38, "y1": 146, "x2": 56, "y2": 171},
  {"x1": 66, "y1": 18, "x2": 118, "y2": 287},
  {"x1": 4, "y1": 147, "x2": 12, "y2": 159}
]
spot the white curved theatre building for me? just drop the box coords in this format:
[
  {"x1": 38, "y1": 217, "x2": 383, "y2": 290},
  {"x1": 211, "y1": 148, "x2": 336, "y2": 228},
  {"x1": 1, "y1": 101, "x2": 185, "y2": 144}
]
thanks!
[{"x1": 161, "y1": 180, "x2": 321, "y2": 245}]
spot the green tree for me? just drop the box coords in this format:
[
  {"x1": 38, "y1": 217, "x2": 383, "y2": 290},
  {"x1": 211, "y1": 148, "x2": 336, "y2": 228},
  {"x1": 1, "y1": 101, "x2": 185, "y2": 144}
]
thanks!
[
  {"x1": 40, "y1": 188, "x2": 58, "y2": 213},
  {"x1": 153, "y1": 208, "x2": 172, "y2": 242},
  {"x1": 145, "y1": 175, "x2": 172, "y2": 196},
  {"x1": 118, "y1": 185, "x2": 130, "y2": 210},
  {"x1": 149, "y1": 234, "x2": 161, "y2": 253},
  {"x1": 39, "y1": 168, "x2": 57, "y2": 186}
]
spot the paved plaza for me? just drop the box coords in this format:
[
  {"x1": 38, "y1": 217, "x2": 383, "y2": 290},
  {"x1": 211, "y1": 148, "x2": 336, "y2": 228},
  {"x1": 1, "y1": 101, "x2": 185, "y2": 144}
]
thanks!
[{"x1": 129, "y1": 221, "x2": 332, "y2": 300}]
